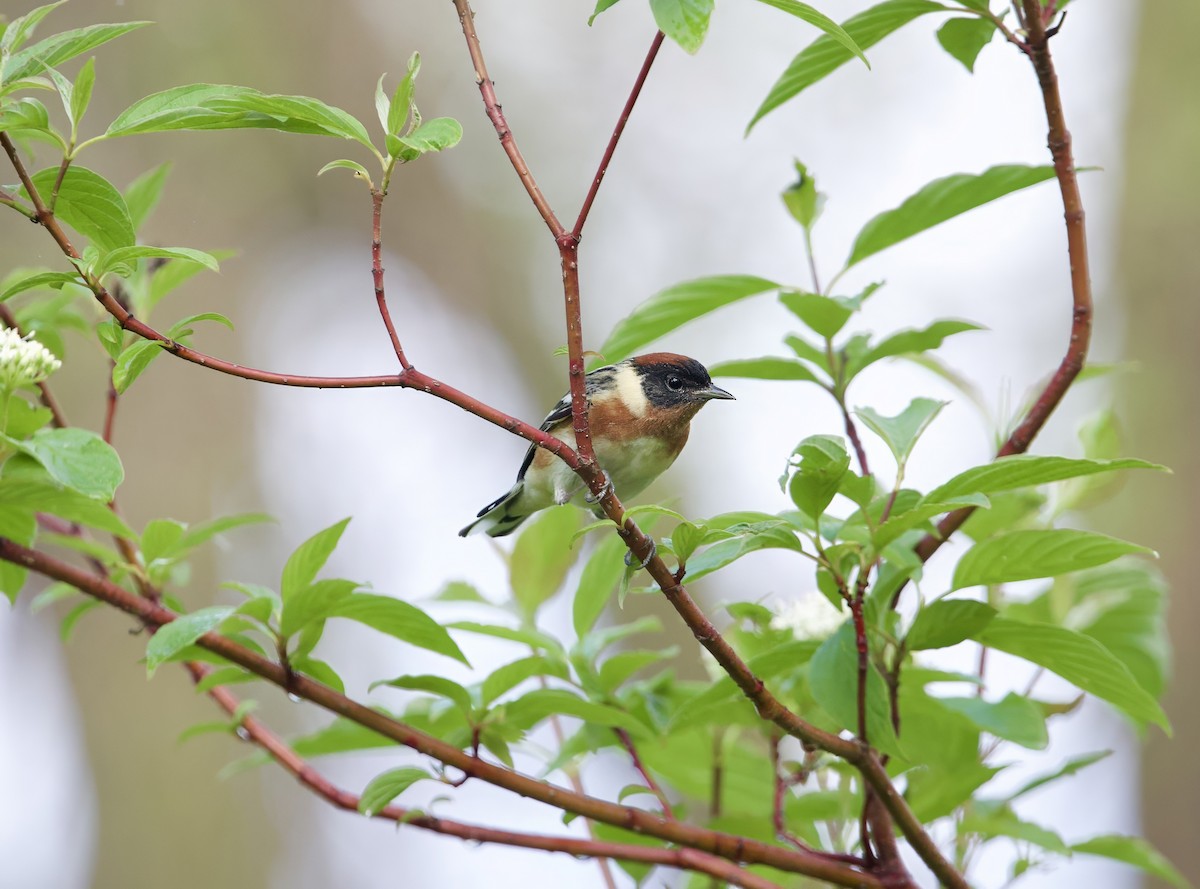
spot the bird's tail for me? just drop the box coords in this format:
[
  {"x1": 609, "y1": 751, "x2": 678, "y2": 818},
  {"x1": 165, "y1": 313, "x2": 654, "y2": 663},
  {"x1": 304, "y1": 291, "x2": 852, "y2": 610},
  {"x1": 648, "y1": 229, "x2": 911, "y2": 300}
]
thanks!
[{"x1": 458, "y1": 483, "x2": 530, "y2": 538}]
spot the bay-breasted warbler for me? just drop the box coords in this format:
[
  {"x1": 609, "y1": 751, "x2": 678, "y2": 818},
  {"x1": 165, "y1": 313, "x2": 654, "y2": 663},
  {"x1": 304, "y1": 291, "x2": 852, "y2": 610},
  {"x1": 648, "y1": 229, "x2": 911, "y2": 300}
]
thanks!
[{"x1": 459, "y1": 353, "x2": 734, "y2": 537}]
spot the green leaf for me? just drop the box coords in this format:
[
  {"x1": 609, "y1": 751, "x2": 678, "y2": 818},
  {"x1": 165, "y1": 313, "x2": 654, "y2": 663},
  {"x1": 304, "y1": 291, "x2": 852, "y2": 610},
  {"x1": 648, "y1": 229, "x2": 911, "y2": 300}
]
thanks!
[
  {"x1": 0, "y1": 477, "x2": 133, "y2": 537},
  {"x1": 0, "y1": 3, "x2": 66, "y2": 58},
  {"x1": 936, "y1": 16, "x2": 997, "y2": 72},
  {"x1": 502, "y1": 688, "x2": 647, "y2": 735},
  {"x1": 105, "y1": 84, "x2": 372, "y2": 147},
  {"x1": 779, "y1": 291, "x2": 854, "y2": 338},
  {"x1": 123, "y1": 162, "x2": 171, "y2": 231},
  {"x1": 389, "y1": 53, "x2": 421, "y2": 135},
  {"x1": 849, "y1": 320, "x2": 981, "y2": 378},
  {"x1": 281, "y1": 577, "x2": 358, "y2": 638},
  {"x1": 846, "y1": 164, "x2": 1059, "y2": 268},
  {"x1": 598, "y1": 648, "x2": 675, "y2": 692},
  {"x1": 749, "y1": 0, "x2": 867, "y2": 66},
  {"x1": 961, "y1": 806, "x2": 1068, "y2": 854},
  {"x1": 855, "y1": 398, "x2": 945, "y2": 464},
  {"x1": 978, "y1": 617, "x2": 1169, "y2": 731},
  {"x1": 749, "y1": 0, "x2": 949, "y2": 131},
  {"x1": 317, "y1": 158, "x2": 371, "y2": 180},
  {"x1": 1008, "y1": 750, "x2": 1111, "y2": 801},
  {"x1": 446, "y1": 620, "x2": 562, "y2": 654},
  {"x1": 573, "y1": 533, "x2": 629, "y2": 637},
  {"x1": 953, "y1": 529, "x2": 1153, "y2": 589},
  {"x1": 146, "y1": 606, "x2": 233, "y2": 675},
  {"x1": 328, "y1": 593, "x2": 469, "y2": 665},
  {"x1": 787, "y1": 434, "x2": 850, "y2": 521},
  {"x1": 509, "y1": 506, "x2": 580, "y2": 621},
  {"x1": 358, "y1": 767, "x2": 432, "y2": 817},
  {"x1": 928, "y1": 454, "x2": 1164, "y2": 502},
  {"x1": 649, "y1": 0, "x2": 714, "y2": 54},
  {"x1": 140, "y1": 518, "x2": 185, "y2": 564},
  {"x1": 940, "y1": 693, "x2": 1048, "y2": 749},
  {"x1": 599, "y1": 275, "x2": 779, "y2": 364},
  {"x1": 0, "y1": 507, "x2": 36, "y2": 605},
  {"x1": 781, "y1": 159, "x2": 823, "y2": 230},
  {"x1": 588, "y1": 0, "x2": 624, "y2": 25},
  {"x1": 907, "y1": 599, "x2": 995, "y2": 650},
  {"x1": 177, "y1": 512, "x2": 273, "y2": 552},
  {"x1": 280, "y1": 518, "x2": 351, "y2": 600},
  {"x1": 26, "y1": 166, "x2": 135, "y2": 252},
  {"x1": 808, "y1": 623, "x2": 902, "y2": 757},
  {"x1": 1071, "y1": 835, "x2": 1191, "y2": 888},
  {"x1": 0, "y1": 270, "x2": 80, "y2": 303},
  {"x1": 396, "y1": 116, "x2": 462, "y2": 155},
  {"x1": 69, "y1": 56, "x2": 95, "y2": 128},
  {"x1": 682, "y1": 524, "x2": 803, "y2": 582},
  {"x1": 3, "y1": 427, "x2": 123, "y2": 500},
  {"x1": 95, "y1": 245, "x2": 219, "y2": 279},
  {"x1": 112, "y1": 339, "x2": 166, "y2": 393},
  {"x1": 375, "y1": 674, "x2": 472, "y2": 714},
  {"x1": 3, "y1": 22, "x2": 151, "y2": 84},
  {"x1": 872, "y1": 493, "x2": 988, "y2": 549},
  {"x1": 481, "y1": 655, "x2": 569, "y2": 706}
]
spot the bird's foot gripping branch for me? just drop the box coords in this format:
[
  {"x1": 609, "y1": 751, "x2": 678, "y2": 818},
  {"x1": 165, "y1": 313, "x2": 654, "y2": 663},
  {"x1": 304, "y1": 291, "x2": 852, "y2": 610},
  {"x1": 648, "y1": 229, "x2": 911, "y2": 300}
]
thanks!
[{"x1": 0, "y1": 2, "x2": 1185, "y2": 889}]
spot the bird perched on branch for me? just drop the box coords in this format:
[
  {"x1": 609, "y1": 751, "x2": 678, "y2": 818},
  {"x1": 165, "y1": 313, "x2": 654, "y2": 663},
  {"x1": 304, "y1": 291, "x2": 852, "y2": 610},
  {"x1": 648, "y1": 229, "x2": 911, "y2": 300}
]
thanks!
[{"x1": 459, "y1": 353, "x2": 734, "y2": 537}]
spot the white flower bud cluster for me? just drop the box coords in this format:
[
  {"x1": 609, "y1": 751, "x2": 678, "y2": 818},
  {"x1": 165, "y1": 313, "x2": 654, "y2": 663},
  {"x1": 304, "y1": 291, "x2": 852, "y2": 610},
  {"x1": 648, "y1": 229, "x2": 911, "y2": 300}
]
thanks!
[
  {"x1": 770, "y1": 594, "x2": 846, "y2": 641},
  {"x1": 0, "y1": 326, "x2": 61, "y2": 391}
]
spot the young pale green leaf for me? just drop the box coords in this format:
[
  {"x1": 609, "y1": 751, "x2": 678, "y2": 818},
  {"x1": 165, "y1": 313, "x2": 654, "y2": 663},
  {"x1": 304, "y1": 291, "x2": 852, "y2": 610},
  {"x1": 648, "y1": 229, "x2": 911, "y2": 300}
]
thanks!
[
  {"x1": 480, "y1": 655, "x2": 570, "y2": 706},
  {"x1": 140, "y1": 518, "x2": 186, "y2": 564},
  {"x1": 26, "y1": 166, "x2": 135, "y2": 252},
  {"x1": 388, "y1": 52, "x2": 420, "y2": 136},
  {"x1": 781, "y1": 159, "x2": 823, "y2": 230},
  {"x1": 906, "y1": 599, "x2": 995, "y2": 650},
  {"x1": 710, "y1": 356, "x2": 822, "y2": 383},
  {"x1": 373, "y1": 74, "x2": 390, "y2": 134},
  {"x1": 358, "y1": 767, "x2": 432, "y2": 816},
  {"x1": 146, "y1": 605, "x2": 233, "y2": 675},
  {"x1": 787, "y1": 434, "x2": 850, "y2": 521},
  {"x1": 177, "y1": 512, "x2": 273, "y2": 553},
  {"x1": 1071, "y1": 563, "x2": 1169, "y2": 698},
  {"x1": 809, "y1": 623, "x2": 903, "y2": 758},
  {"x1": 280, "y1": 517, "x2": 351, "y2": 600},
  {"x1": 588, "y1": 0, "x2": 623, "y2": 25},
  {"x1": 328, "y1": 593, "x2": 469, "y2": 665},
  {"x1": 978, "y1": 617, "x2": 1169, "y2": 731},
  {"x1": 112, "y1": 339, "x2": 166, "y2": 393},
  {"x1": 779, "y1": 291, "x2": 854, "y2": 338},
  {"x1": 940, "y1": 692, "x2": 1049, "y2": 749},
  {"x1": 597, "y1": 648, "x2": 675, "y2": 693},
  {"x1": 40, "y1": 63, "x2": 75, "y2": 126},
  {"x1": 872, "y1": 493, "x2": 988, "y2": 549},
  {"x1": 5, "y1": 427, "x2": 123, "y2": 500},
  {"x1": 510, "y1": 506, "x2": 581, "y2": 621},
  {"x1": 650, "y1": 0, "x2": 714, "y2": 54},
  {"x1": 855, "y1": 397, "x2": 946, "y2": 464},
  {"x1": 166, "y1": 311, "x2": 234, "y2": 339},
  {"x1": 374, "y1": 674, "x2": 472, "y2": 714},
  {"x1": 846, "y1": 165, "x2": 1058, "y2": 268},
  {"x1": 123, "y1": 162, "x2": 171, "y2": 231},
  {"x1": 1071, "y1": 835, "x2": 1191, "y2": 889},
  {"x1": 953, "y1": 529, "x2": 1153, "y2": 590},
  {"x1": 749, "y1": 0, "x2": 949, "y2": 131},
  {"x1": 3, "y1": 21, "x2": 151, "y2": 84},
  {"x1": 0, "y1": 3, "x2": 66, "y2": 58},
  {"x1": 95, "y1": 245, "x2": 219, "y2": 279},
  {"x1": 750, "y1": 0, "x2": 867, "y2": 66},
  {"x1": 281, "y1": 577, "x2": 358, "y2": 638},
  {"x1": 317, "y1": 158, "x2": 372, "y2": 181},
  {"x1": 0, "y1": 97, "x2": 53, "y2": 136},
  {"x1": 682, "y1": 525, "x2": 804, "y2": 583},
  {"x1": 599, "y1": 275, "x2": 779, "y2": 364},
  {"x1": 929, "y1": 454, "x2": 1164, "y2": 503},
  {"x1": 396, "y1": 117, "x2": 462, "y2": 155},
  {"x1": 849, "y1": 320, "x2": 981, "y2": 378},
  {"x1": 69, "y1": 57, "x2": 95, "y2": 130},
  {"x1": 432, "y1": 580, "x2": 490, "y2": 604},
  {"x1": 573, "y1": 533, "x2": 629, "y2": 637},
  {"x1": 936, "y1": 16, "x2": 997, "y2": 72}
]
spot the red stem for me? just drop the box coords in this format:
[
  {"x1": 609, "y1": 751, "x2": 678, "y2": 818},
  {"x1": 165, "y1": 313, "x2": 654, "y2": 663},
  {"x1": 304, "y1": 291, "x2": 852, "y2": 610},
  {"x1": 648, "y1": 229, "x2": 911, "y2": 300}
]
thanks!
[
  {"x1": 371, "y1": 189, "x2": 411, "y2": 370},
  {"x1": 615, "y1": 727, "x2": 675, "y2": 819}
]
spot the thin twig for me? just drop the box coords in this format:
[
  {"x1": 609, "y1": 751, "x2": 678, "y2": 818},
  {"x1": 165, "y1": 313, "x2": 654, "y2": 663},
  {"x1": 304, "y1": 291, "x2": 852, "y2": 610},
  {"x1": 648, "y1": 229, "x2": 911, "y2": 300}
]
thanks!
[
  {"x1": 370, "y1": 190, "x2": 411, "y2": 370},
  {"x1": 615, "y1": 727, "x2": 675, "y2": 819}
]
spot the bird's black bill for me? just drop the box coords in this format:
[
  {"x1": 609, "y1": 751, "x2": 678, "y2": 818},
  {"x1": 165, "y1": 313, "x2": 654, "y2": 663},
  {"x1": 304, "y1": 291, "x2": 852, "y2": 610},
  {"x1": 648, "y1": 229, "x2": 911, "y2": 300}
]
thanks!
[{"x1": 699, "y1": 384, "x2": 735, "y2": 401}]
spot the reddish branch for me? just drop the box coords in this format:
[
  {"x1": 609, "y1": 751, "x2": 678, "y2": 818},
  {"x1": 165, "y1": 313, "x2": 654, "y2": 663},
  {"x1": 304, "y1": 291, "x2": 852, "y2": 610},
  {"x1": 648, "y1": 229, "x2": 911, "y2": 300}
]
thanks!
[
  {"x1": 370, "y1": 189, "x2": 411, "y2": 370},
  {"x1": 190, "y1": 666, "x2": 783, "y2": 889},
  {"x1": 614, "y1": 727, "x2": 675, "y2": 819},
  {"x1": 0, "y1": 537, "x2": 881, "y2": 889},
  {"x1": 899, "y1": 0, "x2": 1092, "y2": 590}
]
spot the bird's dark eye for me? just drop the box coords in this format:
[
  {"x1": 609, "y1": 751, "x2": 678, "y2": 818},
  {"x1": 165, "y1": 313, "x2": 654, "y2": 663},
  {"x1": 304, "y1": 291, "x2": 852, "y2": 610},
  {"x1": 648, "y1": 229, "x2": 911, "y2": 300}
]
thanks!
[{"x1": 666, "y1": 375, "x2": 683, "y2": 391}]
